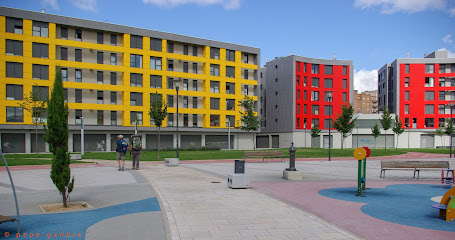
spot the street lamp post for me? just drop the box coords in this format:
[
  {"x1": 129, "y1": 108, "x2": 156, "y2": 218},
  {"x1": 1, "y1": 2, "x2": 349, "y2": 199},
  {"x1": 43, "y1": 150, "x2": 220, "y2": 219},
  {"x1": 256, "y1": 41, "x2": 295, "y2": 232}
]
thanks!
[
  {"x1": 357, "y1": 125, "x2": 359, "y2": 148},
  {"x1": 173, "y1": 79, "x2": 181, "y2": 159},
  {"x1": 81, "y1": 116, "x2": 84, "y2": 156},
  {"x1": 227, "y1": 119, "x2": 231, "y2": 150},
  {"x1": 327, "y1": 91, "x2": 333, "y2": 161},
  {"x1": 451, "y1": 101, "x2": 455, "y2": 158}
]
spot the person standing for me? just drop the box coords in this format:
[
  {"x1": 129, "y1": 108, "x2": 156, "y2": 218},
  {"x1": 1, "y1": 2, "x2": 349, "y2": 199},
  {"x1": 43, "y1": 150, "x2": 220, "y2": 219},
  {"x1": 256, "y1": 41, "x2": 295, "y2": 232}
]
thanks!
[
  {"x1": 130, "y1": 135, "x2": 142, "y2": 170},
  {"x1": 115, "y1": 135, "x2": 128, "y2": 171}
]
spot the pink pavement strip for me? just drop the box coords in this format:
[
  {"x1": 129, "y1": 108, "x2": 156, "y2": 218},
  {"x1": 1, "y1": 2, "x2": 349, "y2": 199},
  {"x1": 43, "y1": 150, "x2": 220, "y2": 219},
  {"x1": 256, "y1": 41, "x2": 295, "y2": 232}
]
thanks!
[{"x1": 252, "y1": 180, "x2": 455, "y2": 240}]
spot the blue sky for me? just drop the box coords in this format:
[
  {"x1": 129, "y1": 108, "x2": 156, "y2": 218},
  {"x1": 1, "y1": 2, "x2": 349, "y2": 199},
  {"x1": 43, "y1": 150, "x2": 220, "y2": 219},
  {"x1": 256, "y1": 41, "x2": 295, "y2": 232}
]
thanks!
[{"x1": 2, "y1": 0, "x2": 454, "y2": 91}]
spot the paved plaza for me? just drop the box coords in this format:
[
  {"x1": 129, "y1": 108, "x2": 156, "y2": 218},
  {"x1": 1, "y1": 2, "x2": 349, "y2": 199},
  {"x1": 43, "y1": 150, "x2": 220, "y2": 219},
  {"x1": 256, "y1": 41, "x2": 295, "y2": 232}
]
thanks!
[{"x1": 1, "y1": 152, "x2": 455, "y2": 239}]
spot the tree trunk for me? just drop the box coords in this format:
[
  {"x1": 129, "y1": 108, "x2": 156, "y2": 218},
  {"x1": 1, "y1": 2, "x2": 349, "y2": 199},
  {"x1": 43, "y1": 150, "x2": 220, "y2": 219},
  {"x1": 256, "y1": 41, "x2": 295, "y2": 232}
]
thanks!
[
  {"x1": 396, "y1": 134, "x2": 398, "y2": 151},
  {"x1": 374, "y1": 138, "x2": 376, "y2": 149},
  {"x1": 384, "y1": 131, "x2": 387, "y2": 152},
  {"x1": 157, "y1": 126, "x2": 161, "y2": 161},
  {"x1": 62, "y1": 187, "x2": 68, "y2": 208},
  {"x1": 253, "y1": 132, "x2": 256, "y2": 150},
  {"x1": 35, "y1": 123, "x2": 38, "y2": 163},
  {"x1": 340, "y1": 134, "x2": 344, "y2": 157}
]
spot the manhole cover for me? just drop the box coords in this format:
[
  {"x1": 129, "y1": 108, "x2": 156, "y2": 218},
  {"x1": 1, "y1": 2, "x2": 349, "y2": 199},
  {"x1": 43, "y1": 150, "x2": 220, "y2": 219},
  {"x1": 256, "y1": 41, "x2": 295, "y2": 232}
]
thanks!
[{"x1": 211, "y1": 181, "x2": 221, "y2": 183}]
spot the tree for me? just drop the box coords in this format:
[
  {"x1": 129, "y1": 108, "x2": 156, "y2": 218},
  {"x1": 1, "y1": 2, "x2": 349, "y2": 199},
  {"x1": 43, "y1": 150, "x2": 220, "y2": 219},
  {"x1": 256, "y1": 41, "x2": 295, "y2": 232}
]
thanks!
[
  {"x1": 436, "y1": 127, "x2": 445, "y2": 147},
  {"x1": 310, "y1": 125, "x2": 321, "y2": 148},
  {"x1": 371, "y1": 122, "x2": 381, "y2": 149},
  {"x1": 332, "y1": 104, "x2": 357, "y2": 156},
  {"x1": 44, "y1": 67, "x2": 74, "y2": 208},
  {"x1": 238, "y1": 96, "x2": 261, "y2": 150},
  {"x1": 149, "y1": 92, "x2": 167, "y2": 160},
  {"x1": 19, "y1": 85, "x2": 47, "y2": 163},
  {"x1": 380, "y1": 107, "x2": 392, "y2": 151},
  {"x1": 446, "y1": 118, "x2": 455, "y2": 154},
  {"x1": 392, "y1": 115, "x2": 404, "y2": 151}
]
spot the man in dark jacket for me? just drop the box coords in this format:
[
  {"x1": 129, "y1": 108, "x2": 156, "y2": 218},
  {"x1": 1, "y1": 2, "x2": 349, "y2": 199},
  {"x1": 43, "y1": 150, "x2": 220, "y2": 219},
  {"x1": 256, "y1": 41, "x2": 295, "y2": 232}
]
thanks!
[{"x1": 115, "y1": 135, "x2": 128, "y2": 171}]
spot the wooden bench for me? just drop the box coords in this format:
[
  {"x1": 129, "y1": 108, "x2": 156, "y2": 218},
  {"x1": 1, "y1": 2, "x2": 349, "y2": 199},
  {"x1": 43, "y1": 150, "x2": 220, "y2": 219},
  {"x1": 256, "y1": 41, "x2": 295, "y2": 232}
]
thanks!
[
  {"x1": 244, "y1": 151, "x2": 287, "y2": 162},
  {"x1": 380, "y1": 160, "x2": 450, "y2": 179}
]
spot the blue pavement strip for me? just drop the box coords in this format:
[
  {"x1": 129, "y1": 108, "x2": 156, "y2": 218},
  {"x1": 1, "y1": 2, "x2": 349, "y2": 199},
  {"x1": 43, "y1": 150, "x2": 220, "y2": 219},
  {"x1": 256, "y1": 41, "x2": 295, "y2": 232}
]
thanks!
[
  {"x1": 319, "y1": 184, "x2": 455, "y2": 232},
  {"x1": 0, "y1": 197, "x2": 160, "y2": 239}
]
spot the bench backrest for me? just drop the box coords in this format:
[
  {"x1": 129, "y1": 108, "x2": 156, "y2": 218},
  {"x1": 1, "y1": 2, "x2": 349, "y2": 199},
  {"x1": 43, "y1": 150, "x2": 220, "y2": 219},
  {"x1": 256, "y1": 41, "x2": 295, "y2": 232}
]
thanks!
[
  {"x1": 381, "y1": 160, "x2": 449, "y2": 168},
  {"x1": 244, "y1": 150, "x2": 283, "y2": 157}
]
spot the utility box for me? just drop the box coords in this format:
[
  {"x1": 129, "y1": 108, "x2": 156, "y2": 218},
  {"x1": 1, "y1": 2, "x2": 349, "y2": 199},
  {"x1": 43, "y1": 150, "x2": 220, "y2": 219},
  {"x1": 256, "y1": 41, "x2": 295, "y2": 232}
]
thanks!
[
  {"x1": 227, "y1": 173, "x2": 250, "y2": 189},
  {"x1": 234, "y1": 160, "x2": 245, "y2": 173},
  {"x1": 165, "y1": 158, "x2": 179, "y2": 166}
]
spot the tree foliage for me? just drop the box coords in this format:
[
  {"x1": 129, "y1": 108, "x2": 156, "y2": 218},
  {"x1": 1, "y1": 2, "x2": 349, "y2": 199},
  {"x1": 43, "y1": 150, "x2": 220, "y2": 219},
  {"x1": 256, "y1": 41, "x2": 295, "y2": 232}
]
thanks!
[
  {"x1": 44, "y1": 67, "x2": 74, "y2": 208},
  {"x1": 380, "y1": 107, "x2": 392, "y2": 151},
  {"x1": 333, "y1": 104, "x2": 357, "y2": 156},
  {"x1": 392, "y1": 115, "x2": 404, "y2": 151},
  {"x1": 238, "y1": 96, "x2": 260, "y2": 150},
  {"x1": 149, "y1": 93, "x2": 167, "y2": 160},
  {"x1": 436, "y1": 127, "x2": 445, "y2": 147},
  {"x1": 371, "y1": 122, "x2": 381, "y2": 149}
]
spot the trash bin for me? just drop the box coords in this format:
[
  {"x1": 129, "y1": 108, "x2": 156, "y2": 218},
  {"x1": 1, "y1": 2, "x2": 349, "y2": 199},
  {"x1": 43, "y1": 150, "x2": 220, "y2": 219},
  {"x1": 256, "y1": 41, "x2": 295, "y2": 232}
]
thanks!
[{"x1": 234, "y1": 160, "x2": 245, "y2": 174}]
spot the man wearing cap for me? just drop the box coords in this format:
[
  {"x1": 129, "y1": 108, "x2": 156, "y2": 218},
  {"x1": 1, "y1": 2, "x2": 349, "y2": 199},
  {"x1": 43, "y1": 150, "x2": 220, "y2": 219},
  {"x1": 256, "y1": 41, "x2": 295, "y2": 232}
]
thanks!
[{"x1": 115, "y1": 135, "x2": 128, "y2": 171}]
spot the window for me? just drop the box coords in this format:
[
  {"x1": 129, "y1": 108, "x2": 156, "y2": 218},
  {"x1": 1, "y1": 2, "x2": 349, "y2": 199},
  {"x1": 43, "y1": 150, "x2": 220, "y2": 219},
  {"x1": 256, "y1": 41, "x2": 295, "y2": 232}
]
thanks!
[
  {"x1": 31, "y1": 86, "x2": 48, "y2": 101},
  {"x1": 61, "y1": 47, "x2": 68, "y2": 60},
  {"x1": 312, "y1": 119, "x2": 319, "y2": 127},
  {"x1": 6, "y1": 40, "x2": 22, "y2": 56},
  {"x1": 183, "y1": 79, "x2": 188, "y2": 91},
  {"x1": 167, "y1": 42, "x2": 174, "y2": 53},
  {"x1": 243, "y1": 53, "x2": 248, "y2": 64},
  {"x1": 110, "y1": 53, "x2": 117, "y2": 65},
  {"x1": 304, "y1": 90, "x2": 307, "y2": 100},
  {"x1": 325, "y1": 105, "x2": 333, "y2": 115},
  {"x1": 150, "y1": 38, "x2": 162, "y2": 51},
  {"x1": 324, "y1": 92, "x2": 333, "y2": 102},
  {"x1": 193, "y1": 63, "x2": 198, "y2": 74},
  {"x1": 168, "y1": 113, "x2": 174, "y2": 126},
  {"x1": 210, "y1": 47, "x2": 220, "y2": 59},
  {"x1": 168, "y1": 59, "x2": 174, "y2": 71},
  {"x1": 324, "y1": 78, "x2": 333, "y2": 88},
  {"x1": 183, "y1": 62, "x2": 189, "y2": 73},
  {"x1": 311, "y1": 91, "x2": 319, "y2": 101},
  {"x1": 167, "y1": 95, "x2": 174, "y2": 107},
  {"x1": 110, "y1": 72, "x2": 117, "y2": 85},
  {"x1": 210, "y1": 64, "x2": 220, "y2": 76},
  {"x1": 193, "y1": 97, "x2": 198, "y2": 109},
  {"x1": 439, "y1": 118, "x2": 445, "y2": 127},
  {"x1": 130, "y1": 73, "x2": 143, "y2": 87},
  {"x1": 183, "y1": 45, "x2": 188, "y2": 55},
  {"x1": 111, "y1": 34, "x2": 117, "y2": 46},
  {"x1": 97, "y1": 71, "x2": 103, "y2": 84},
  {"x1": 6, "y1": 17, "x2": 23, "y2": 34},
  {"x1": 439, "y1": 105, "x2": 445, "y2": 114},
  {"x1": 425, "y1": 77, "x2": 434, "y2": 87},
  {"x1": 150, "y1": 57, "x2": 162, "y2": 70},
  {"x1": 439, "y1": 64, "x2": 446, "y2": 73},
  {"x1": 193, "y1": 46, "x2": 198, "y2": 56},
  {"x1": 343, "y1": 79, "x2": 347, "y2": 89},
  {"x1": 425, "y1": 91, "x2": 434, "y2": 100},
  {"x1": 96, "y1": 32, "x2": 104, "y2": 44},
  {"x1": 297, "y1": 76, "x2": 300, "y2": 86},
  {"x1": 33, "y1": 21, "x2": 48, "y2": 37},
  {"x1": 343, "y1": 92, "x2": 347, "y2": 102},
  {"x1": 6, "y1": 107, "x2": 23, "y2": 122},
  {"x1": 130, "y1": 111, "x2": 143, "y2": 125},
  {"x1": 343, "y1": 66, "x2": 348, "y2": 75},
  {"x1": 244, "y1": 69, "x2": 249, "y2": 80},
  {"x1": 75, "y1": 110, "x2": 82, "y2": 124},
  {"x1": 425, "y1": 118, "x2": 434, "y2": 128},
  {"x1": 405, "y1": 105, "x2": 409, "y2": 114},
  {"x1": 97, "y1": 91, "x2": 104, "y2": 104},
  {"x1": 405, "y1": 91, "x2": 409, "y2": 100},
  {"x1": 111, "y1": 92, "x2": 117, "y2": 104},
  {"x1": 32, "y1": 43, "x2": 48, "y2": 58},
  {"x1": 167, "y1": 78, "x2": 174, "y2": 89},
  {"x1": 63, "y1": 89, "x2": 68, "y2": 102},
  {"x1": 75, "y1": 29, "x2": 82, "y2": 41},
  {"x1": 226, "y1": 66, "x2": 235, "y2": 78},
  {"x1": 130, "y1": 35, "x2": 143, "y2": 49},
  {"x1": 304, "y1": 77, "x2": 307, "y2": 86},
  {"x1": 439, "y1": 91, "x2": 445, "y2": 100},
  {"x1": 440, "y1": 78, "x2": 446, "y2": 87},
  {"x1": 226, "y1": 99, "x2": 235, "y2": 110},
  {"x1": 130, "y1": 54, "x2": 143, "y2": 68},
  {"x1": 297, "y1": 104, "x2": 300, "y2": 114},
  {"x1": 61, "y1": 68, "x2": 68, "y2": 82},
  {"x1": 6, "y1": 84, "x2": 23, "y2": 100},
  {"x1": 75, "y1": 89, "x2": 82, "y2": 103},
  {"x1": 312, "y1": 105, "x2": 319, "y2": 115},
  {"x1": 75, "y1": 49, "x2": 82, "y2": 62},
  {"x1": 324, "y1": 65, "x2": 333, "y2": 75},
  {"x1": 304, "y1": 63, "x2": 307, "y2": 73},
  {"x1": 130, "y1": 92, "x2": 143, "y2": 106},
  {"x1": 244, "y1": 85, "x2": 249, "y2": 95},
  {"x1": 75, "y1": 69, "x2": 82, "y2": 82},
  {"x1": 311, "y1": 78, "x2": 319, "y2": 87},
  {"x1": 32, "y1": 64, "x2": 49, "y2": 80},
  {"x1": 297, "y1": 90, "x2": 301, "y2": 100},
  {"x1": 226, "y1": 50, "x2": 235, "y2": 61},
  {"x1": 193, "y1": 80, "x2": 198, "y2": 91},
  {"x1": 226, "y1": 83, "x2": 235, "y2": 94},
  {"x1": 183, "y1": 97, "x2": 188, "y2": 108},
  {"x1": 150, "y1": 75, "x2": 162, "y2": 88},
  {"x1": 425, "y1": 64, "x2": 434, "y2": 73},
  {"x1": 405, "y1": 77, "x2": 410, "y2": 87},
  {"x1": 183, "y1": 114, "x2": 189, "y2": 127},
  {"x1": 210, "y1": 115, "x2": 220, "y2": 127},
  {"x1": 150, "y1": 93, "x2": 162, "y2": 105},
  {"x1": 97, "y1": 51, "x2": 103, "y2": 64},
  {"x1": 210, "y1": 98, "x2": 220, "y2": 110},
  {"x1": 405, "y1": 118, "x2": 410, "y2": 127},
  {"x1": 311, "y1": 64, "x2": 319, "y2": 74},
  {"x1": 425, "y1": 104, "x2": 434, "y2": 114}
]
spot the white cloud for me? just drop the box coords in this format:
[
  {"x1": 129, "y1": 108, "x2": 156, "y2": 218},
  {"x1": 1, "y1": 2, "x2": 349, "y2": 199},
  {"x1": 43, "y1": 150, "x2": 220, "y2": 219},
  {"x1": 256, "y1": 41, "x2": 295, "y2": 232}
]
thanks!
[
  {"x1": 42, "y1": 0, "x2": 59, "y2": 10},
  {"x1": 142, "y1": 0, "x2": 242, "y2": 9},
  {"x1": 451, "y1": 7, "x2": 455, "y2": 16},
  {"x1": 354, "y1": 69, "x2": 378, "y2": 93},
  {"x1": 437, "y1": 48, "x2": 455, "y2": 58},
  {"x1": 71, "y1": 0, "x2": 97, "y2": 12},
  {"x1": 354, "y1": 0, "x2": 446, "y2": 14},
  {"x1": 442, "y1": 34, "x2": 453, "y2": 44}
]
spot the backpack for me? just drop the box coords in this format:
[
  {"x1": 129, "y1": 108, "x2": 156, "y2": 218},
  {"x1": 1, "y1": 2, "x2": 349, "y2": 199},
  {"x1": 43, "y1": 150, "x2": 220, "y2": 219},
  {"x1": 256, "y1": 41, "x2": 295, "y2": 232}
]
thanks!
[
  {"x1": 132, "y1": 135, "x2": 142, "y2": 151},
  {"x1": 117, "y1": 139, "x2": 128, "y2": 153}
]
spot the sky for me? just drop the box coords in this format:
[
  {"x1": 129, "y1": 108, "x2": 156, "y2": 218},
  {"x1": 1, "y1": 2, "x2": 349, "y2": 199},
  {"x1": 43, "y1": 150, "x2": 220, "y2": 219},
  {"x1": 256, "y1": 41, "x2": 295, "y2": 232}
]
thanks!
[{"x1": 2, "y1": 0, "x2": 455, "y2": 92}]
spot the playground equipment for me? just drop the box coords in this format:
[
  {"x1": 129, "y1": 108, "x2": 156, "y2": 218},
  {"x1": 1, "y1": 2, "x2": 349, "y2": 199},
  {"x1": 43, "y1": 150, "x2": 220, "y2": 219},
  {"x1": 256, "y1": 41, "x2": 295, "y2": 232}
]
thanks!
[
  {"x1": 441, "y1": 169, "x2": 454, "y2": 187},
  {"x1": 353, "y1": 147, "x2": 371, "y2": 196},
  {"x1": 432, "y1": 186, "x2": 455, "y2": 222},
  {"x1": 0, "y1": 149, "x2": 20, "y2": 232}
]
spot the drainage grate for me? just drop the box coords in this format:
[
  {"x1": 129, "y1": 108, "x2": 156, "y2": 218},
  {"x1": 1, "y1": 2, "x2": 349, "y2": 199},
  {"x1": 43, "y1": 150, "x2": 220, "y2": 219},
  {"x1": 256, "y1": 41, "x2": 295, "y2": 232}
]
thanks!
[{"x1": 211, "y1": 181, "x2": 221, "y2": 183}]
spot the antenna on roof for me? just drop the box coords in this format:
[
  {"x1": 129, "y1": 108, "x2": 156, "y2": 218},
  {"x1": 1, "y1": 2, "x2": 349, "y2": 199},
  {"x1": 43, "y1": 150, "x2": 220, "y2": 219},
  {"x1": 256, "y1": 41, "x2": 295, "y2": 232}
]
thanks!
[
  {"x1": 406, "y1": 51, "x2": 409, "y2": 58},
  {"x1": 333, "y1": 54, "x2": 336, "y2": 60},
  {"x1": 42, "y1": 9, "x2": 45, "y2": 13},
  {"x1": 290, "y1": 52, "x2": 292, "y2": 56},
  {"x1": 266, "y1": 57, "x2": 268, "y2": 62}
]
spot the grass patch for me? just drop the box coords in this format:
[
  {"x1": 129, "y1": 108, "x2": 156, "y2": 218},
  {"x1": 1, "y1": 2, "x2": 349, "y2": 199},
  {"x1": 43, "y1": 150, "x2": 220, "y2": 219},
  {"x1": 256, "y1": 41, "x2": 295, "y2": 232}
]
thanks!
[{"x1": 1, "y1": 158, "x2": 92, "y2": 167}]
